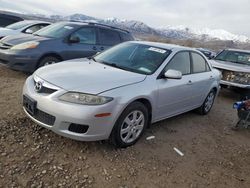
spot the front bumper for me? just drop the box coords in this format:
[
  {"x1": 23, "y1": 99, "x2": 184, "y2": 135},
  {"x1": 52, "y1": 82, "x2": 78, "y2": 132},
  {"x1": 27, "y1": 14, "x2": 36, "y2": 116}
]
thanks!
[
  {"x1": 0, "y1": 49, "x2": 39, "y2": 72},
  {"x1": 220, "y1": 80, "x2": 250, "y2": 89},
  {"x1": 22, "y1": 76, "x2": 122, "y2": 141}
]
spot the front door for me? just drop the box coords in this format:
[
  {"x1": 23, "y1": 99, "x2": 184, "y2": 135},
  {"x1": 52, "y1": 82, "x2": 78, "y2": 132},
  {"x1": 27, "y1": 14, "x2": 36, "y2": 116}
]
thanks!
[
  {"x1": 64, "y1": 27, "x2": 98, "y2": 60},
  {"x1": 156, "y1": 51, "x2": 194, "y2": 120}
]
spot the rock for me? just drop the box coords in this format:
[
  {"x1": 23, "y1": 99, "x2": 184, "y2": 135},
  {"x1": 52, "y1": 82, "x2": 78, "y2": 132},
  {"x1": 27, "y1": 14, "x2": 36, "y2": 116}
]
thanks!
[{"x1": 42, "y1": 170, "x2": 47, "y2": 174}]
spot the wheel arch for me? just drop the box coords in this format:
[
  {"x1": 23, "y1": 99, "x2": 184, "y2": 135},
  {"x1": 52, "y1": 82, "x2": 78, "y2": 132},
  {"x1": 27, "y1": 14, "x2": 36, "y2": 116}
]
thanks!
[{"x1": 36, "y1": 53, "x2": 63, "y2": 69}]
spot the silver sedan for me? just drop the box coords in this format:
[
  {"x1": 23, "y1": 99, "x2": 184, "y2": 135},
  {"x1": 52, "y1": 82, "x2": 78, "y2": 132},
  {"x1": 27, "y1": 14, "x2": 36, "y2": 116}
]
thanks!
[{"x1": 22, "y1": 41, "x2": 221, "y2": 147}]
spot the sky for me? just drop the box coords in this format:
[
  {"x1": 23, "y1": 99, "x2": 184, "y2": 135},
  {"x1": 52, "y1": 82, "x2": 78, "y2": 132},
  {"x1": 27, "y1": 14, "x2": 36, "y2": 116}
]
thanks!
[{"x1": 1, "y1": 0, "x2": 249, "y2": 37}]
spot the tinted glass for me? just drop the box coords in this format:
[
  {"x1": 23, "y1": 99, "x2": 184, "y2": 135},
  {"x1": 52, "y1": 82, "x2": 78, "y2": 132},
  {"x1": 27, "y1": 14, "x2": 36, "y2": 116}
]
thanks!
[
  {"x1": 215, "y1": 50, "x2": 250, "y2": 65},
  {"x1": 6, "y1": 21, "x2": 31, "y2": 30},
  {"x1": 99, "y1": 28, "x2": 121, "y2": 45},
  {"x1": 0, "y1": 18, "x2": 17, "y2": 27},
  {"x1": 24, "y1": 24, "x2": 49, "y2": 33},
  {"x1": 95, "y1": 42, "x2": 171, "y2": 75},
  {"x1": 192, "y1": 52, "x2": 207, "y2": 73},
  {"x1": 34, "y1": 23, "x2": 77, "y2": 38},
  {"x1": 71, "y1": 27, "x2": 96, "y2": 44},
  {"x1": 120, "y1": 32, "x2": 134, "y2": 41},
  {"x1": 165, "y1": 52, "x2": 191, "y2": 75}
]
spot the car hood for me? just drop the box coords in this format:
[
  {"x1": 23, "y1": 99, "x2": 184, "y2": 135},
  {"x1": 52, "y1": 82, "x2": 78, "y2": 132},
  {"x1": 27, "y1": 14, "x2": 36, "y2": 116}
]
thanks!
[
  {"x1": 1, "y1": 34, "x2": 50, "y2": 46},
  {"x1": 210, "y1": 60, "x2": 250, "y2": 73},
  {"x1": 35, "y1": 59, "x2": 146, "y2": 94},
  {"x1": 0, "y1": 28, "x2": 17, "y2": 37}
]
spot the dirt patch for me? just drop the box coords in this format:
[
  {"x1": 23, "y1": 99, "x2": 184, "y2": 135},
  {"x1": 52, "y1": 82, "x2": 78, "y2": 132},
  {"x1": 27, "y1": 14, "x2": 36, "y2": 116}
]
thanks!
[{"x1": 0, "y1": 65, "x2": 250, "y2": 188}]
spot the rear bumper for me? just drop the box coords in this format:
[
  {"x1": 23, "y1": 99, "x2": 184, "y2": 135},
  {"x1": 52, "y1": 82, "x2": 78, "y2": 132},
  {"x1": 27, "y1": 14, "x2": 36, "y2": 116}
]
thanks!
[{"x1": 0, "y1": 49, "x2": 39, "y2": 72}]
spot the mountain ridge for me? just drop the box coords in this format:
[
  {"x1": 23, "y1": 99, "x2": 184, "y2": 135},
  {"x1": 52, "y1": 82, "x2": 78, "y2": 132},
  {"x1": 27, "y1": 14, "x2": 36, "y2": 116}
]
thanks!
[{"x1": 0, "y1": 10, "x2": 249, "y2": 43}]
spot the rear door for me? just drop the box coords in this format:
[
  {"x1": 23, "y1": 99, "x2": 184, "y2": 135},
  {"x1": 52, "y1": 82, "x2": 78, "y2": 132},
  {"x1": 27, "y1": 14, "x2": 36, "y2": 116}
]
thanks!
[
  {"x1": 64, "y1": 26, "x2": 98, "y2": 59},
  {"x1": 189, "y1": 52, "x2": 214, "y2": 106},
  {"x1": 97, "y1": 28, "x2": 121, "y2": 51}
]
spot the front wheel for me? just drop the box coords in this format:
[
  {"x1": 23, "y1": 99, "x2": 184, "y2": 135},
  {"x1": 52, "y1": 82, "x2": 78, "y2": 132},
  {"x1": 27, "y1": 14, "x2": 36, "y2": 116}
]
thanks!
[
  {"x1": 37, "y1": 56, "x2": 60, "y2": 68},
  {"x1": 110, "y1": 102, "x2": 148, "y2": 148},
  {"x1": 197, "y1": 89, "x2": 216, "y2": 115}
]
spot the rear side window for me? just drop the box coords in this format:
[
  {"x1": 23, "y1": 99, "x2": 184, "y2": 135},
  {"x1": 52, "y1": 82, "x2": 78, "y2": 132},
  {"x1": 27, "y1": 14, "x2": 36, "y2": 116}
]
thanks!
[
  {"x1": 71, "y1": 27, "x2": 96, "y2": 45},
  {"x1": 191, "y1": 52, "x2": 210, "y2": 73},
  {"x1": 23, "y1": 24, "x2": 49, "y2": 33},
  {"x1": 165, "y1": 52, "x2": 191, "y2": 75},
  {"x1": 99, "y1": 28, "x2": 121, "y2": 46},
  {"x1": 120, "y1": 32, "x2": 134, "y2": 41}
]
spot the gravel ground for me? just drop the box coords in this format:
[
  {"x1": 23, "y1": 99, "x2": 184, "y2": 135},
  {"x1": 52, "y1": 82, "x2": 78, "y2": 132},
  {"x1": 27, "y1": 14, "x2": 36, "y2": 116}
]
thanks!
[{"x1": 0, "y1": 65, "x2": 250, "y2": 188}]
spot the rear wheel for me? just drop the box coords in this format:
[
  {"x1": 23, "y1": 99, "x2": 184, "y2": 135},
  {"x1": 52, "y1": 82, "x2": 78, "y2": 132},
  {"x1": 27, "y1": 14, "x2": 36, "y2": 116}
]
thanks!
[
  {"x1": 197, "y1": 89, "x2": 216, "y2": 115},
  {"x1": 38, "y1": 56, "x2": 60, "y2": 68},
  {"x1": 110, "y1": 102, "x2": 148, "y2": 148}
]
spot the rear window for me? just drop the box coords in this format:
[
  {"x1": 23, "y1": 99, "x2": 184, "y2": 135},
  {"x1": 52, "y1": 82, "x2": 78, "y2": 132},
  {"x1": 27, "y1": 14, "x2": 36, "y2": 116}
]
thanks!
[{"x1": 99, "y1": 28, "x2": 121, "y2": 46}]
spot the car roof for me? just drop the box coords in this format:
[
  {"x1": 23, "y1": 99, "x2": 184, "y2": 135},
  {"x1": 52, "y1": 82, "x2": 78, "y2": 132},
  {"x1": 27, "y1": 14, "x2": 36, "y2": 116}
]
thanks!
[
  {"x1": 59, "y1": 21, "x2": 131, "y2": 34},
  {"x1": 129, "y1": 41, "x2": 195, "y2": 51},
  {"x1": 226, "y1": 48, "x2": 250, "y2": 53},
  {"x1": 16, "y1": 20, "x2": 51, "y2": 25}
]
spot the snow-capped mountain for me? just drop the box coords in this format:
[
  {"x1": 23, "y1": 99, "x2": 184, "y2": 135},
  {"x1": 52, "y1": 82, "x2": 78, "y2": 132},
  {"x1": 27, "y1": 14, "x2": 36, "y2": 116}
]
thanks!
[
  {"x1": 159, "y1": 25, "x2": 249, "y2": 43},
  {"x1": 1, "y1": 10, "x2": 249, "y2": 43},
  {"x1": 62, "y1": 14, "x2": 250, "y2": 43}
]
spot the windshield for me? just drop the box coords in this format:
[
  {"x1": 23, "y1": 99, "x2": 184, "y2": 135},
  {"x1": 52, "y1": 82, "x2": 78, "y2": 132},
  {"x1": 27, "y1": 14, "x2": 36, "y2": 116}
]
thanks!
[
  {"x1": 34, "y1": 23, "x2": 77, "y2": 38},
  {"x1": 215, "y1": 50, "x2": 250, "y2": 65},
  {"x1": 6, "y1": 21, "x2": 31, "y2": 30},
  {"x1": 95, "y1": 42, "x2": 171, "y2": 75}
]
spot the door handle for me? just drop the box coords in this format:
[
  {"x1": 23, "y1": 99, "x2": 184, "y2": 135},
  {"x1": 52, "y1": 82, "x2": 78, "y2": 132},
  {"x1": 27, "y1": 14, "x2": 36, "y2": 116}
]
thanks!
[
  {"x1": 187, "y1": 80, "x2": 193, "y2": 85},
  {"x1": 100, "y1": 47, "x2": 104, "y2": 51},
  {"x1": 93, "y1": 46, "x2": 97, "y2": 50},
  {"x1": 209, "y1": 75, "x2": 214, "y2": 80}
]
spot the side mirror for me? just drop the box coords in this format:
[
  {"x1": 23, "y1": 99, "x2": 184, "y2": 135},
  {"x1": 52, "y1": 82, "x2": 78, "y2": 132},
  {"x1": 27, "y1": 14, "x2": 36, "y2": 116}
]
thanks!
[
  {"x1": 164, "y1": 69, "x2": 182, "y2": 79},
  {"x1": 69, "y1": 36, "x2": 80, "y2": 43},
  {"x1": 25, "y1": 29, "x2": 33, "y2": 34}
]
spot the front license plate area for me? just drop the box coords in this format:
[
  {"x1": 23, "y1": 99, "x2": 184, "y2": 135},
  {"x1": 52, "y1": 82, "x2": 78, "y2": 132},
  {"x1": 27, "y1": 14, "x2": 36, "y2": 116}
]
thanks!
[{"x1": 23, "y1": 95, "x2": 37, "y2": 116}]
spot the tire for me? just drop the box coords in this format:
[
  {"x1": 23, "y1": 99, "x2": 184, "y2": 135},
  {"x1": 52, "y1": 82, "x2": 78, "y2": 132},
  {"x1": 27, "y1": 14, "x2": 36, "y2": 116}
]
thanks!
[
  {"x1": 197, "y1": 89, "x2": 216, "y2": 115},
  {"x1": 110, "y1": 102, "x2": 149, "y2": 148},
  {"x1": 37, "y1": 56, "x2": 60, "y2": 68}
]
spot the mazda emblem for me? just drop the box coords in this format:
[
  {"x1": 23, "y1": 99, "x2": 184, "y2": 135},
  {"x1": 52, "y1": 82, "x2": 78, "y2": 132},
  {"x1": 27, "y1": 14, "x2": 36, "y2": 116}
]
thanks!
[{"x1": 35, "y1": 81, "x2": 43, "y2": 92}]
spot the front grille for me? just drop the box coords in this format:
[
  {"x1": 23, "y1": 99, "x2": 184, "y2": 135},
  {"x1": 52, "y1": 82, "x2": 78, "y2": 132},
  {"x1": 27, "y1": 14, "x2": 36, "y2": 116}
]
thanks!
[
  {"x1": 34, "y1": 80, "x2": 57, "y2": 94},
  {"x1": 27, "y1": 108, "x2": 56, "y2": 126},
  {"x1": 68, "y1": 123, "x2": 89, "y2": 134},
  {"x1": 0, "y1": 42, "x2": 12, "y2": 50},
  {"x1": 218, "y1": 69, "x2": 250, "y2": 85}
]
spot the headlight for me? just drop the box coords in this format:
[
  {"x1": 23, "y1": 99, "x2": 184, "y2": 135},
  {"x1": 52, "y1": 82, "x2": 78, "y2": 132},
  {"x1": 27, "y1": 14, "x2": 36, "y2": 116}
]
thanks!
[
  {"x1": 59, "y1": 92, "x2": 113, "y2": 105},
  {"x1": 11, "y1": 41, "x2": 39, "y2": 50}
]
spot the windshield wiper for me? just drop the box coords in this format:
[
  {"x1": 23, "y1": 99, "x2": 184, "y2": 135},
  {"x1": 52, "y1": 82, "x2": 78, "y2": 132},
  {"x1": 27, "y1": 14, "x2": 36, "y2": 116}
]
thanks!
[{"x1": 87, "y1": 56, "x2": 96, "y2": 62}]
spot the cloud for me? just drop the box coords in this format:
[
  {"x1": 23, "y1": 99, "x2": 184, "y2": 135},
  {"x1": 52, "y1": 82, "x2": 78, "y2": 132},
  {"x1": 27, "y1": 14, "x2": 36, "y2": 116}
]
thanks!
[{"x1": 0, "y1": 0, "x2": 250, "y2": 37}]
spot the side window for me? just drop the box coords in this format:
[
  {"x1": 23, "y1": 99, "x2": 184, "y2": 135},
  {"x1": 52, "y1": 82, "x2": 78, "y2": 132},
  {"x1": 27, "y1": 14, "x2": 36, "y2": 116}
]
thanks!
[
  {"x1": 24, "y1": 24, "x2": 49, "y2": 34},
  {"x1": 71, "y1": 27, "x2": 96, "y2": 45},
  {"x1": 120, "y1": 32, "x2": 134, "y2": 41},
  {"x1": 191, "y1": 52, "x2": 210, "y2": 73},
  {"x1": 165, "y1": 52, "x2": 191, "y2": 75},
  {"x1": 99, "y1": 28, "x2": 121, "y2": 46}
]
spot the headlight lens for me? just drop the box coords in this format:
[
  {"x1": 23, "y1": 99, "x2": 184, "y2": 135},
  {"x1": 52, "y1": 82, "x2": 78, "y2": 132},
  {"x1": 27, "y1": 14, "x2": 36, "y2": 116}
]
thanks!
[
  {"x1": 59, "y1": 92, "x2": 113, "y2": 105},
  {"x1": 11, "y1": 41, "x2": 39, "y2": 50}
]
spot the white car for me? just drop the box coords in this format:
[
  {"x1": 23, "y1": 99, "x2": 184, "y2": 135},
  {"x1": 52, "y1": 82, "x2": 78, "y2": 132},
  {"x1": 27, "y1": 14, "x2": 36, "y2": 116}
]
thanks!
[
  {"x1": 23, "y1": 41, "x2": 221, "y2": 147},
  {"x1": 0, "y1": 20, "x2": 50, "y2": 39}
]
